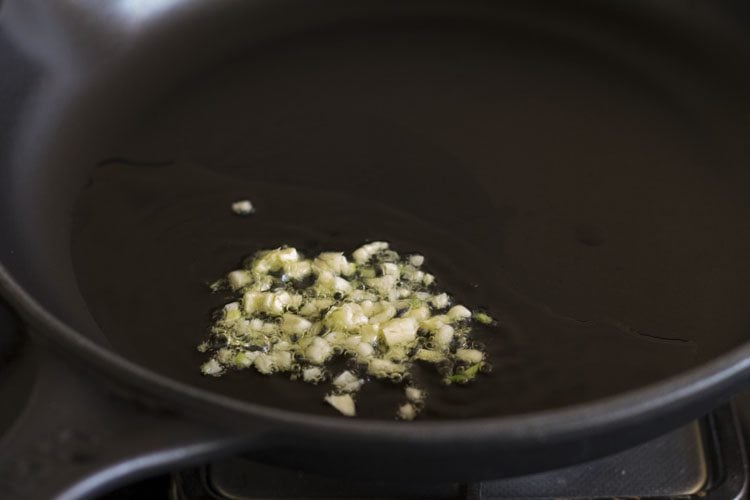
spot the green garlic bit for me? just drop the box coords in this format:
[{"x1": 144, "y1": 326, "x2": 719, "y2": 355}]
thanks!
[
  {"x1": 198, "y1": 242, "x2": 494, "y2": 420},
  {"x1": 473, "y1": 311, "x2": 495, "y2": 325},
  {"x1": 445, "y1": 363, "x2": 482, "y2": 385}
]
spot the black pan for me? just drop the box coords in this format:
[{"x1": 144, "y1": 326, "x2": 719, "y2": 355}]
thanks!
[{"x1": 3, "y1": 0, "x2": 750, "y2": 498}]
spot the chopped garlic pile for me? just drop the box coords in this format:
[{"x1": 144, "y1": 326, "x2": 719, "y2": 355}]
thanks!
[{"x1": 199, "y1": 242, "x2": 493, "y2": 419}]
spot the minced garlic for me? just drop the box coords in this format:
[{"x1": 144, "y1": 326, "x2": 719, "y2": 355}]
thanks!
[
  {"x1": 199, "y1": 242, "x2": 494, "y2": 418},
  {"x1": 231, "y1": 199, "x2": 255, "y2": 215}
]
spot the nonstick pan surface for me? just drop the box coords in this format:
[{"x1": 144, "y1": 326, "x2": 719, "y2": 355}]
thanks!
[
  {"x1": 3, "y1": 0, "x2": 750, "y2": 486},
  {"x1": 70, "y1": 5, "x2": 750, "y2": 418}
]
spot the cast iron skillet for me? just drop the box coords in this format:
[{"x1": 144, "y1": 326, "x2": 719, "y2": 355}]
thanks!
[{"x1": 3, "y1": 0, "x2": 750, "y2": 498}]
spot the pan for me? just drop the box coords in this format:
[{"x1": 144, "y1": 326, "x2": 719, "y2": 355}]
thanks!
[{"x1": 2, "y1": 0, "x2": 750, "y2": 498}]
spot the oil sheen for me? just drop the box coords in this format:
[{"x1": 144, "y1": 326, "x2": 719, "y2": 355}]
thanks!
[{"x1": 72, "y1": 160, "x2": 707, "y2": 419}]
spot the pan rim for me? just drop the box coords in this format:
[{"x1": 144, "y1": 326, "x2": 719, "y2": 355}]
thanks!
[{"x1": 2, "y1": 261, "x2": 749, "y2": 445}]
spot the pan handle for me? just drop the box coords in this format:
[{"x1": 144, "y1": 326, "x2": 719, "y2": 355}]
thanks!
[{"x1": 0, "y1": 306, "x2": 256, "y2": 500}]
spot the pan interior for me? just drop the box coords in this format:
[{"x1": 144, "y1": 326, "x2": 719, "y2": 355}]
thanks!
[{"x1": 22, "y1": 10, "x2": 750, "y2": 419}]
